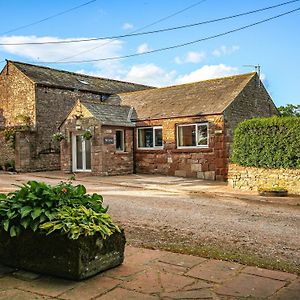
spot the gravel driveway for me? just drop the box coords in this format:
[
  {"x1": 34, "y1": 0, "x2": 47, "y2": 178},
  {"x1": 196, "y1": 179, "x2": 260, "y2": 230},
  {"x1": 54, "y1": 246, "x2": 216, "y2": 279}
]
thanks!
[
  {"x1": 101, "y1": 186, "x2": 300, "y2": 273},
  {"x1": 1, "y1": 173, "x2": 299, "y2": 274}
]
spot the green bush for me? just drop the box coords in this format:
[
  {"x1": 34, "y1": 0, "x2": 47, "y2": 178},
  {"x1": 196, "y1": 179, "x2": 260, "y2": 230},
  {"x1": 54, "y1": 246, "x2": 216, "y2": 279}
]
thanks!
[
  {"x1": 4, "y1": 160, "x2": 15, "y2": 172},
  {"x1": 231, "y1": 116, "x2": 300, "y2": 169},
  {"x1": 0, "y1": 181, "x2": 120, "y2": 239}
]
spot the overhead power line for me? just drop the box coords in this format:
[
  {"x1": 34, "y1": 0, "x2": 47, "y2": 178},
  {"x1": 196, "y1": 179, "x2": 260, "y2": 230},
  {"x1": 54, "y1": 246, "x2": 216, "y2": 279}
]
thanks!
[
  {"x1": 0, "y1": 0, "x2": 97, "y2": 36},
  {"x1": 54, "y1": 0, "x2": 208, "y2": 63},
  {"x1": 34, "y1": 7, "x2": 300, "y2": 64},
  {"x1": 1, "y1": 0, "x2": 298, "y2": 46}
]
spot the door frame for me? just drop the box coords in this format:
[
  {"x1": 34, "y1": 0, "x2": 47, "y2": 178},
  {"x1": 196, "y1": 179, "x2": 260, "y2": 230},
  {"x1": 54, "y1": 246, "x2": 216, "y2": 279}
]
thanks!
[{"x1": 72, "y1": 133, "x2": 92, "y2": 172}]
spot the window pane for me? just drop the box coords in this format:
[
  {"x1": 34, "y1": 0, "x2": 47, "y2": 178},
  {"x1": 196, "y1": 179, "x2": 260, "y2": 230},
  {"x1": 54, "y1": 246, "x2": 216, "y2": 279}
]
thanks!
[
  {"x1": 85, "y1": 139, "x2": 91, "y2": 169},
  {"x1": 154, "y1": 128, "x2": 162, "y2": 147},
  {"x1": 76, "y1": 136, "x2": 83, "y2": 169},
  {"x1": 178, "y1": 125, "x2": 196, "y2": 147},
  {"x1": 138, "y1": 128, "x2": 153, "y2": 148},
  {"x1": 116, "y1": 130, "x2": 124, "y2": 151},
  {"x1": 197, "y1": 124, "x2": 208, "y2": 146}
]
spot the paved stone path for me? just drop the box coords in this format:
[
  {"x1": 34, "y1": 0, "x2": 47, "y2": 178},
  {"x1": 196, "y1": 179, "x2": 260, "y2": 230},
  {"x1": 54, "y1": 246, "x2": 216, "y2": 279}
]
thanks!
[{"x1": 0, "y1": 246, "x2": 299, "y2": 300}]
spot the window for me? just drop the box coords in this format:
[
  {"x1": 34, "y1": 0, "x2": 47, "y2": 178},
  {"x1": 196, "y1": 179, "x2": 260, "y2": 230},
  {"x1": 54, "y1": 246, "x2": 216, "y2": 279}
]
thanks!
[
  {"x1": 177, "y1": 123, "x2": 208, "y2": 148},
  {"x1": 137, "y1": 127, "x2": 163, "y2": 149},
  {"x1": 116, "y1": 130, "x2": 124, "y2": 151}
]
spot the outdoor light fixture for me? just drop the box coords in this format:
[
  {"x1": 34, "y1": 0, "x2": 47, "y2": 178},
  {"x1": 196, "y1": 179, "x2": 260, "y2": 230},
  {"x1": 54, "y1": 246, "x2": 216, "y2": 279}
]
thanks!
[{"x1": 75, "y1": 117, "x2": 82, "y2": 130}]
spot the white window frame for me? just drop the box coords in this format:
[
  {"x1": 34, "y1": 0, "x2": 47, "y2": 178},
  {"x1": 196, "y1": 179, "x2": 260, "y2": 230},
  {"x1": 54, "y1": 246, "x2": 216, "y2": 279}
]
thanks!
[
  {"x1": 137, "y1": 126, "x2": 163, "y2": 150},
  {"x1": 115, "y1": 129, "x2": 125, "y2": 152},
  {"x1": 176, "y1": 123, "x2": 209, "y2": 149}
]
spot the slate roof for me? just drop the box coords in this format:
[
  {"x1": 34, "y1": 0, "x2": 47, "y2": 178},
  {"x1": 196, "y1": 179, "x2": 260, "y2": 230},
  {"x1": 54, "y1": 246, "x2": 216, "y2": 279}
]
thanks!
[
  {"x1": 81, "y1": 100, "x2": 135, "y2": 127},
  {"x1": 9, "y1": 61, "x2": 152, "y2": 94},
  {"x1": 117, "y1": 73, "x2": 257, "y2": 120}
]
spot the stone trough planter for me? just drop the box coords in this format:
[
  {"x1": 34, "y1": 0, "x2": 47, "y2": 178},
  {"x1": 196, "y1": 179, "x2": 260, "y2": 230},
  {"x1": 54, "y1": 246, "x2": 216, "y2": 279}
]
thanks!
[
  {"x1": 258, "y1": 189, "x2": 288, "y2": 197},
  {"x1": 0, "y1": 229, "x2": 126, "y2": 280}
]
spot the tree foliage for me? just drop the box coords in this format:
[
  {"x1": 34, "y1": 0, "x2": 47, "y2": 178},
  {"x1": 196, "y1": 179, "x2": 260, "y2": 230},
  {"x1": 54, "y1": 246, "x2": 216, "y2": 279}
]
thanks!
[{"x1": 278, "y1": 104, "x2": 300, "y2": 117}]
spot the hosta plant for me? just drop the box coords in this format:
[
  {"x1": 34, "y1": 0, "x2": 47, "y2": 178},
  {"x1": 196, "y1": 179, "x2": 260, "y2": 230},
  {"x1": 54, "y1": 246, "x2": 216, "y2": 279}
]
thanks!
[{"x1": 0, "y1": 181, "x2": 120, "y2": 239}]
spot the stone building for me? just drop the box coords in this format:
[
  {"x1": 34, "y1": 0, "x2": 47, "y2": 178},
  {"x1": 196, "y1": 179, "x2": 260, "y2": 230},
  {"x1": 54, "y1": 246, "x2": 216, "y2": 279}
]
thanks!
[
  {"x1": 116, "y1": 72, "x2": 279, "y2": 180},
  {"x1": 0, "y1": 60, "x2": 150, "y2": 171},
  {"x1": 0, "y1": 61, "x2": 278, "y2": 180}
]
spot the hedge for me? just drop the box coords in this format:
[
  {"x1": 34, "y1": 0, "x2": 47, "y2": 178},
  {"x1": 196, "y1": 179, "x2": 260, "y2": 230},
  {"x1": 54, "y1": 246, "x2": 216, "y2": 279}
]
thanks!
[{"x1": 231, "y1": 116, "x2": 300, "y2": 169}]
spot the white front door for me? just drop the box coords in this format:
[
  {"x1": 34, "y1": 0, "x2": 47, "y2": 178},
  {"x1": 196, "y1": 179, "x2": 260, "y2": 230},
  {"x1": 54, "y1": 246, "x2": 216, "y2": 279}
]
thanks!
[{"x1": 72, "y1": 134, "x2": 91, "y2": 172}]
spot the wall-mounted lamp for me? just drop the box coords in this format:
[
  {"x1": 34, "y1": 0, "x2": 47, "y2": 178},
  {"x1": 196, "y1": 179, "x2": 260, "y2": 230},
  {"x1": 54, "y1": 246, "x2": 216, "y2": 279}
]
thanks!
[{"x1": 75, "y1": 118, "x2": 82, "y2": 130}]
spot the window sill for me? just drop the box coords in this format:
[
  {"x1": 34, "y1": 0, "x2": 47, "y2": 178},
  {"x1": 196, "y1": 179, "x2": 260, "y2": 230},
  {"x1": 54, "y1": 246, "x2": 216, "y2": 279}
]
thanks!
[
  {"x1": 115, "y1": 151, "x2": 130, "y2": 154},
  {"x1": 137, "y1": 147, "x2": 163, "y2": 151},
  {"x1": 136, "y1": 149, "x2": 165, "y2": 154},
  {"x1": 177, "y1": 146, "x2": 209, "y2": 150},
  {"x1": 173, "y1": 147, "x2": 212, "y2": 153}
]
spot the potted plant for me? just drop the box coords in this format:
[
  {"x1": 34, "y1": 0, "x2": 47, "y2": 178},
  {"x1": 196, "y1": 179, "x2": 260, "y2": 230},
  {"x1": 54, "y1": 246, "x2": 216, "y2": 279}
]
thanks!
[
  {"x1": 52, "y1": 132, "x2": 65, "y2": 142},
  {"x1": 83, "y1": 130, "x2": 93, "y2": 140},
  {"x1": 0, "y1": 181, "x2": 125, "y2": 280}
]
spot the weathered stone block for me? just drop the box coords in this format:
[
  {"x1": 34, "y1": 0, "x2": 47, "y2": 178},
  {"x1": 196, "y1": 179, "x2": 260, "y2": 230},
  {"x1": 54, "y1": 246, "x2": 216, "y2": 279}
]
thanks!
[
  {"x1": 204, "y1": 171, "x2": 216, "y2": 180},
  {"x1": 191, "y1": 164, "x2": 202, "y2": 172},
  {"x1": 197, "y1": 171, "x2": 205, "y2": 179},
  {"x1": 175, "y1": 170, "x2": 186, "y2": 177},
  {"x1": 0, "y1": 229, "x2": 126, "y2": 281}
]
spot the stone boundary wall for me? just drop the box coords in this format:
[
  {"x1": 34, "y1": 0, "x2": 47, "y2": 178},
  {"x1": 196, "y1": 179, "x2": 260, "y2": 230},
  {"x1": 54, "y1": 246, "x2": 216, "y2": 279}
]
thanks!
[
  {"x1": 228, "y1": 164, "x2": 300, "y2": 195},
  {"x1": 0, "y1": 130, "x2": 15, "y2": 168}
]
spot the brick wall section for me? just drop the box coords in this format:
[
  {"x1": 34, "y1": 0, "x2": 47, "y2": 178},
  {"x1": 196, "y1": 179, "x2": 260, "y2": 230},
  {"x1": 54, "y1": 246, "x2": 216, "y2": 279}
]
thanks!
[
  {"x1": 60, "y1": 117, "x2": 133, "y2": 176},
  {"x1": 135, "y1": 115, "x2": 227, "y2": 181},
  {"x1": 0, "y1": 63, "x2": 36, "y2": 127},
  {"x1": 0, "y1": 130, "x2": 15, "y2": 167},
  {"x1": 35, "y1": 86, "x2": 107, "y2": 169},
  {"x1": 0, "y1": 63, "x2": 35, "y2": 169},
  {"x1": 222, "y1": 75, "x2": 279, "y2": 178},
  {"x1": 228, "y1": 164, "x2": 300, "y2": 195},
  {"x1": 14, "y1": 131, "x2": 60, "y2": 172},
  {"x1": 224, "y1": 74, "x2": 279, "y2": 145},
  {"x1": 101, "y1": 126, "x2": 133, "y2": 175}
]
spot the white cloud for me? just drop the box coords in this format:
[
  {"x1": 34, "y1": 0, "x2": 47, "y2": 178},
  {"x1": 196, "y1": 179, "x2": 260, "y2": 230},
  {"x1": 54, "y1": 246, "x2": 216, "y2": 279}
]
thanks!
[
  {"x1": 123, "y1": 63, "x2": 176, "y2": 86},
  {"x1": 212, "y1": 45, "x2": 240, "y2": 57},
  {"x1": 122, "y1": 23, "x2": 133, "y2": 30},
  {"x1": 0, "y1": 35, "x2": 123, "y2": 62},
  {"x1": 175, "y1": 51, "x2": 206, "y2": 64},
  {"x1": 137, "y1": 43, "x2": 151, "y2": 54},
  {"x1": 176, "y1": 64, "x2": 239, "y2": 84}
]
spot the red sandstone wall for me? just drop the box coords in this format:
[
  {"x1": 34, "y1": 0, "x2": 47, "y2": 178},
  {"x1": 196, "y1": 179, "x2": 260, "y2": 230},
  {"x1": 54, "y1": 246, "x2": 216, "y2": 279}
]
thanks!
[{"x1": 134, "y1": 115, "x2": 227, "y2": 181}]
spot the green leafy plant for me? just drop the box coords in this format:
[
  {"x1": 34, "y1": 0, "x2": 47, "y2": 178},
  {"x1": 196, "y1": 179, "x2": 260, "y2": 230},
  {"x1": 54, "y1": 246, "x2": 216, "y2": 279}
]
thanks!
[
  {"x1": 52, "y1": 132, "x2": 65, "y2": 142},
  {"x1": 4, "y1": 160, "x2": 15, "y2": 172},
  {"x1": 278, "y1": 104, "x2": 300, "y2": 117},
  {"x1": 0, "y1": 181, "x2": 118, "y2": 240},
  {"x1": 4, "y1": 128, "x2": 16, "y2": 146},
  {"x1": 83, "y1": 130, "x2": 92, "y2": 140},
  {"x1": 231, "y1": 116, "x2": 300, "y2": 169},
  {"x1": 40, "y1": 205, "x2": 120, "y2": 240}
]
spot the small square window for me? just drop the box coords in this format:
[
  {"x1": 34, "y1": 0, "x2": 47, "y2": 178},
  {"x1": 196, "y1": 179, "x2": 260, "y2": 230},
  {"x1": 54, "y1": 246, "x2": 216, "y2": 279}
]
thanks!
[
  {"x1": 177, "y1": 123, "x2": 208, "y2": 148},
  {"x1": 137, "y1": 127, "x2": 163, "y2": 149},
  {"x1": 116, "y1": 130, "x2": 124, "y2": 151}
]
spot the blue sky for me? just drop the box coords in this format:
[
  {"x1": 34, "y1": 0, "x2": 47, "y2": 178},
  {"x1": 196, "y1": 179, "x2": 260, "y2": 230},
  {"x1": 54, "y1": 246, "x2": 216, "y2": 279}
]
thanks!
[{"x1": 0, "y1": 0, "x2": 299, "y2": 106}]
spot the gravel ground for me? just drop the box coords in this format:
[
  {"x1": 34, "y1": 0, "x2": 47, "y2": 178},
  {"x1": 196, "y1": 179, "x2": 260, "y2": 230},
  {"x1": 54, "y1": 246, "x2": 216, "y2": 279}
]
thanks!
[
  {"x1": 99, "y1": 186, "x2": 300, "y2": 274},
  {"x1": 1, "y1": 173, "x2": 299, "y2": 273}
]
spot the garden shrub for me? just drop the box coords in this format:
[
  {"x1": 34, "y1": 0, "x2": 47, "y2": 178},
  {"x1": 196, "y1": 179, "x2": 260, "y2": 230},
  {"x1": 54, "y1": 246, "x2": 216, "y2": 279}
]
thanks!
[
  {"x1": 231, "y1": 116, "x2": 300, "y2": 169},
  {"x1": 4, "y1": 160, "x2": 15, "y2": 172},
  {"x1": 0, "y1": 181, "x2": 120, "y2": 239}
]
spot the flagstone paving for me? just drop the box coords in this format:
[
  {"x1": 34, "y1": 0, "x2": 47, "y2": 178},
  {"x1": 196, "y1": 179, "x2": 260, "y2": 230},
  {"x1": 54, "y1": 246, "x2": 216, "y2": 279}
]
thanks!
[{"x1": 0, "y1": 246, "x2": 298, "y2": 300}]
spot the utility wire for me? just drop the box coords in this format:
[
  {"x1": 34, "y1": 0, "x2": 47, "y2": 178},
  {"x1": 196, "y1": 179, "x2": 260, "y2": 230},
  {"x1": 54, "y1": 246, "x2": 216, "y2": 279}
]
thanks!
[
  {"x1": 54, "y1": 0, "x2": 208, "y2": 62},
  {"x1": 1, "y1": 0, "x2": 298, "y2": 46},
  {"x1": 0, "y1": 0, "x2": 97, "y2": 35},
  {"x1": 34, "y1": 7, "x2": 300, "y2": 64}
]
